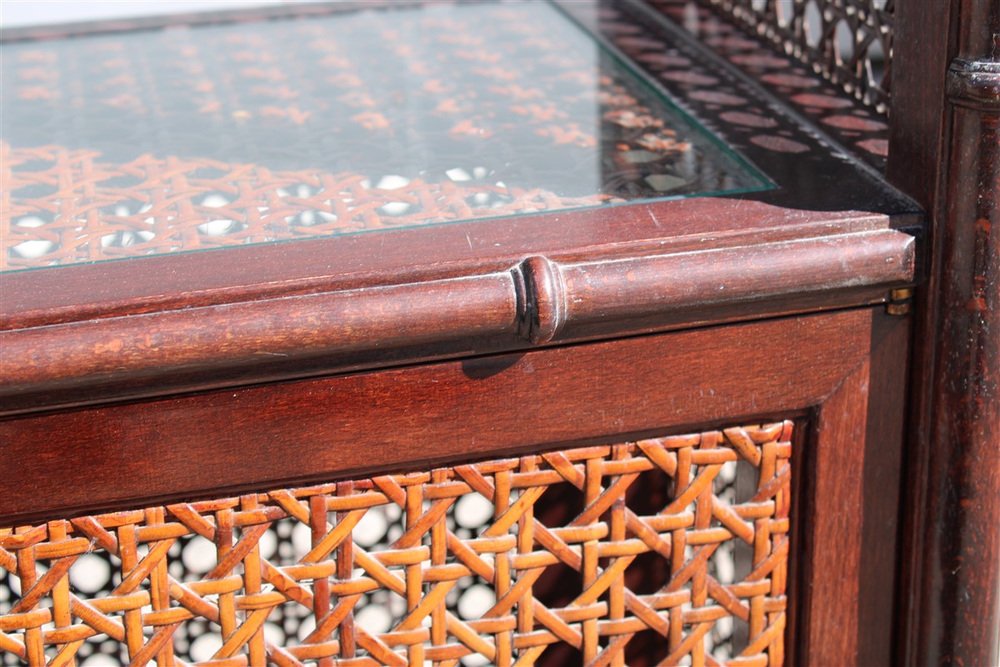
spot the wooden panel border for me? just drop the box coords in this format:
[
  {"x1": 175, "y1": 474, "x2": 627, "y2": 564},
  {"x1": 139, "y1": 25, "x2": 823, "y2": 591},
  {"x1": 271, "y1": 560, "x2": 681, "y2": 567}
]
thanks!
[
  {"x1": 793, "y1": 308, "x2": 910, "y2": 666},
  {"x1": 0, "y1": 308, "x2": 877, "y2": 525}
]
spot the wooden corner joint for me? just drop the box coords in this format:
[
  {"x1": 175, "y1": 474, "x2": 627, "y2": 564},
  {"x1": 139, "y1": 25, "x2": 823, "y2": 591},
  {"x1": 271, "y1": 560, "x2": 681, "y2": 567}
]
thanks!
[
  {"x1": 514, "y1": 255, "x2": 566, "y2": 344},
  {"x1": 947, "y1": 57, "x2": 1000, "y2": 112},
  {"x1": 886, "y1": 287, "x2": 915, "y2": 316}
]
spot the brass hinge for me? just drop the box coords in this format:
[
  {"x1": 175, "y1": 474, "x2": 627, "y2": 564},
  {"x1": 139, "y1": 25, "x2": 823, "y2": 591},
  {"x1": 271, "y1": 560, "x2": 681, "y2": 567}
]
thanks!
[{"x1": 886, "y1": 287, "x2": 914, "y2": 315}]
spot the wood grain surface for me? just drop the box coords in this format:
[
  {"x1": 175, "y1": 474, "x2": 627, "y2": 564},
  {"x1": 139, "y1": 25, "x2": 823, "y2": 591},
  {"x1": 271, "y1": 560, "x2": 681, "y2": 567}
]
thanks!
[
  {"x1": 1, "y1": 308, "x2": 875, "y2": 526},
  {"x1": 894, "y1": 1, "x2": 1000, "y2": 664},
  {"x1": 0, "y1": 228, "x2": 916, "y2": 416}
]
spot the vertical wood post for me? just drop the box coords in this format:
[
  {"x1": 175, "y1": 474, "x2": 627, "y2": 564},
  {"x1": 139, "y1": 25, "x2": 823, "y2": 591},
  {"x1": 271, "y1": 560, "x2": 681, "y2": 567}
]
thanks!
[{"x1": 893, "y1": 1, "x2": 1000, "y2": 664}]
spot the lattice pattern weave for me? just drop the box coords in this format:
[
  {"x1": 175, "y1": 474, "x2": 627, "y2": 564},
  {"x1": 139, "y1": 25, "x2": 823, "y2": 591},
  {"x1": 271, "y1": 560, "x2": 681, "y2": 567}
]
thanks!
[
  {"x1": 1, "y1": 422, "x2": 792, "y2": 666},
  {"x1": 0, "y1": 142, "x2": 618, "y2": 271},
  {"x1": 699, "y1": 0, "x2": 893, "y2": 111}
]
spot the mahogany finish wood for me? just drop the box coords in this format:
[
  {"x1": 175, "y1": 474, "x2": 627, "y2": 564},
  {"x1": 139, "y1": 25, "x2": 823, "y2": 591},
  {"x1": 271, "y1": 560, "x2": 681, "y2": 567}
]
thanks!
[
  {"x1": 1, "y1": 200, "x2": 914, "y2": 331},
  {"x1": 794, "y1": 309, "x2": 910, "y2": 667},
  {"x1": 891, "y1": 1, "x2": 1000, "y2": 665},
  {"x1": 1, "y1": 309, "x2": 873, "y2": 526},
  {"x1": 887, "y1": 1, "x2": 958, "y2": 211},
  {"x1": 0, "y1": 228, "x2": 915, "y2": 415}
]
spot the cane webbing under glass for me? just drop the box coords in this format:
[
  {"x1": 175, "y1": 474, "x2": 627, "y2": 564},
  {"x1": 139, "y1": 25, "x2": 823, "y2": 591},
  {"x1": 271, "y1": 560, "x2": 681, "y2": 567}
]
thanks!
[{"x1": 0, "y1": 0, "x2": 770, "y2": 272}]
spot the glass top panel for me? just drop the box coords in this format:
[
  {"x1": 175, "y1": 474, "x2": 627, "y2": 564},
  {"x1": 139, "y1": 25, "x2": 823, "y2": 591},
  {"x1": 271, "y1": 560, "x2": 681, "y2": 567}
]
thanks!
[{"x1": 1, "y1": 1, "x2": 770, "y2": 272}]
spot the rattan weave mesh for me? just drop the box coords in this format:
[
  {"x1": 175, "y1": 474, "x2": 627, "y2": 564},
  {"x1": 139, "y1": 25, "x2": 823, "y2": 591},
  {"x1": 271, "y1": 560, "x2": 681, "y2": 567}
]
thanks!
[{"x1": 1, "y1": 422, "x2": 792, "y2": 666}]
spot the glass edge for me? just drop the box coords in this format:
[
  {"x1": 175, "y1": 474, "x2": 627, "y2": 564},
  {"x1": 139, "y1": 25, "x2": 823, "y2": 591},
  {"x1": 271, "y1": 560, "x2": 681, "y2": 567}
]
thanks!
[
  {"x1": 547, "y1": 0, "x2": 775, "y2": 191},
  {"x1": 0, "y1": 181, "x2": 773, "y2": 275}
]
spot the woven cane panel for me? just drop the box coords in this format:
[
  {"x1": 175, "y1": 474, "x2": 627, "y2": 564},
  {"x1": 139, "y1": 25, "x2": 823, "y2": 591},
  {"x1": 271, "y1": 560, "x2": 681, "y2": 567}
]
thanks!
[
  {"x1": 1, "y1": 422, "x2": 793, "y2": 666},
  {"x1": 698, "y1": 0, "x2": 894, "y2": 112}
]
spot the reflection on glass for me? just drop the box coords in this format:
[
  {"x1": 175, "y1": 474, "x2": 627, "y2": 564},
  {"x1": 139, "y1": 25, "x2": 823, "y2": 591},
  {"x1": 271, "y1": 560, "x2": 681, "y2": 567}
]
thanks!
[{"x1": 1, "y1": 1, "x2": 770, "y2": 271}]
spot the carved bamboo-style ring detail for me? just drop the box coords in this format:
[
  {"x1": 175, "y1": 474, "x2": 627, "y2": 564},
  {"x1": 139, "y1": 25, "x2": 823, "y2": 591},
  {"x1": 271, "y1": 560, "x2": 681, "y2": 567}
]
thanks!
[
  {"x1": 947, "y1": 58, "x2": 1000, "y2": 111},
  {"x1": 515, "y1": 255, "x2": 566, "y2": 344}
]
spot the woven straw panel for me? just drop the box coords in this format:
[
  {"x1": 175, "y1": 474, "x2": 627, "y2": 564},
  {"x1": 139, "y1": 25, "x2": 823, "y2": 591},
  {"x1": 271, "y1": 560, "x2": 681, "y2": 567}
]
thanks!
[
  {"x1": 1, "y1": 422, "x2": 793, "y2": 666},
  {"x1": 698, "y1": 0, "x2": 893, "y2": 112}
]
